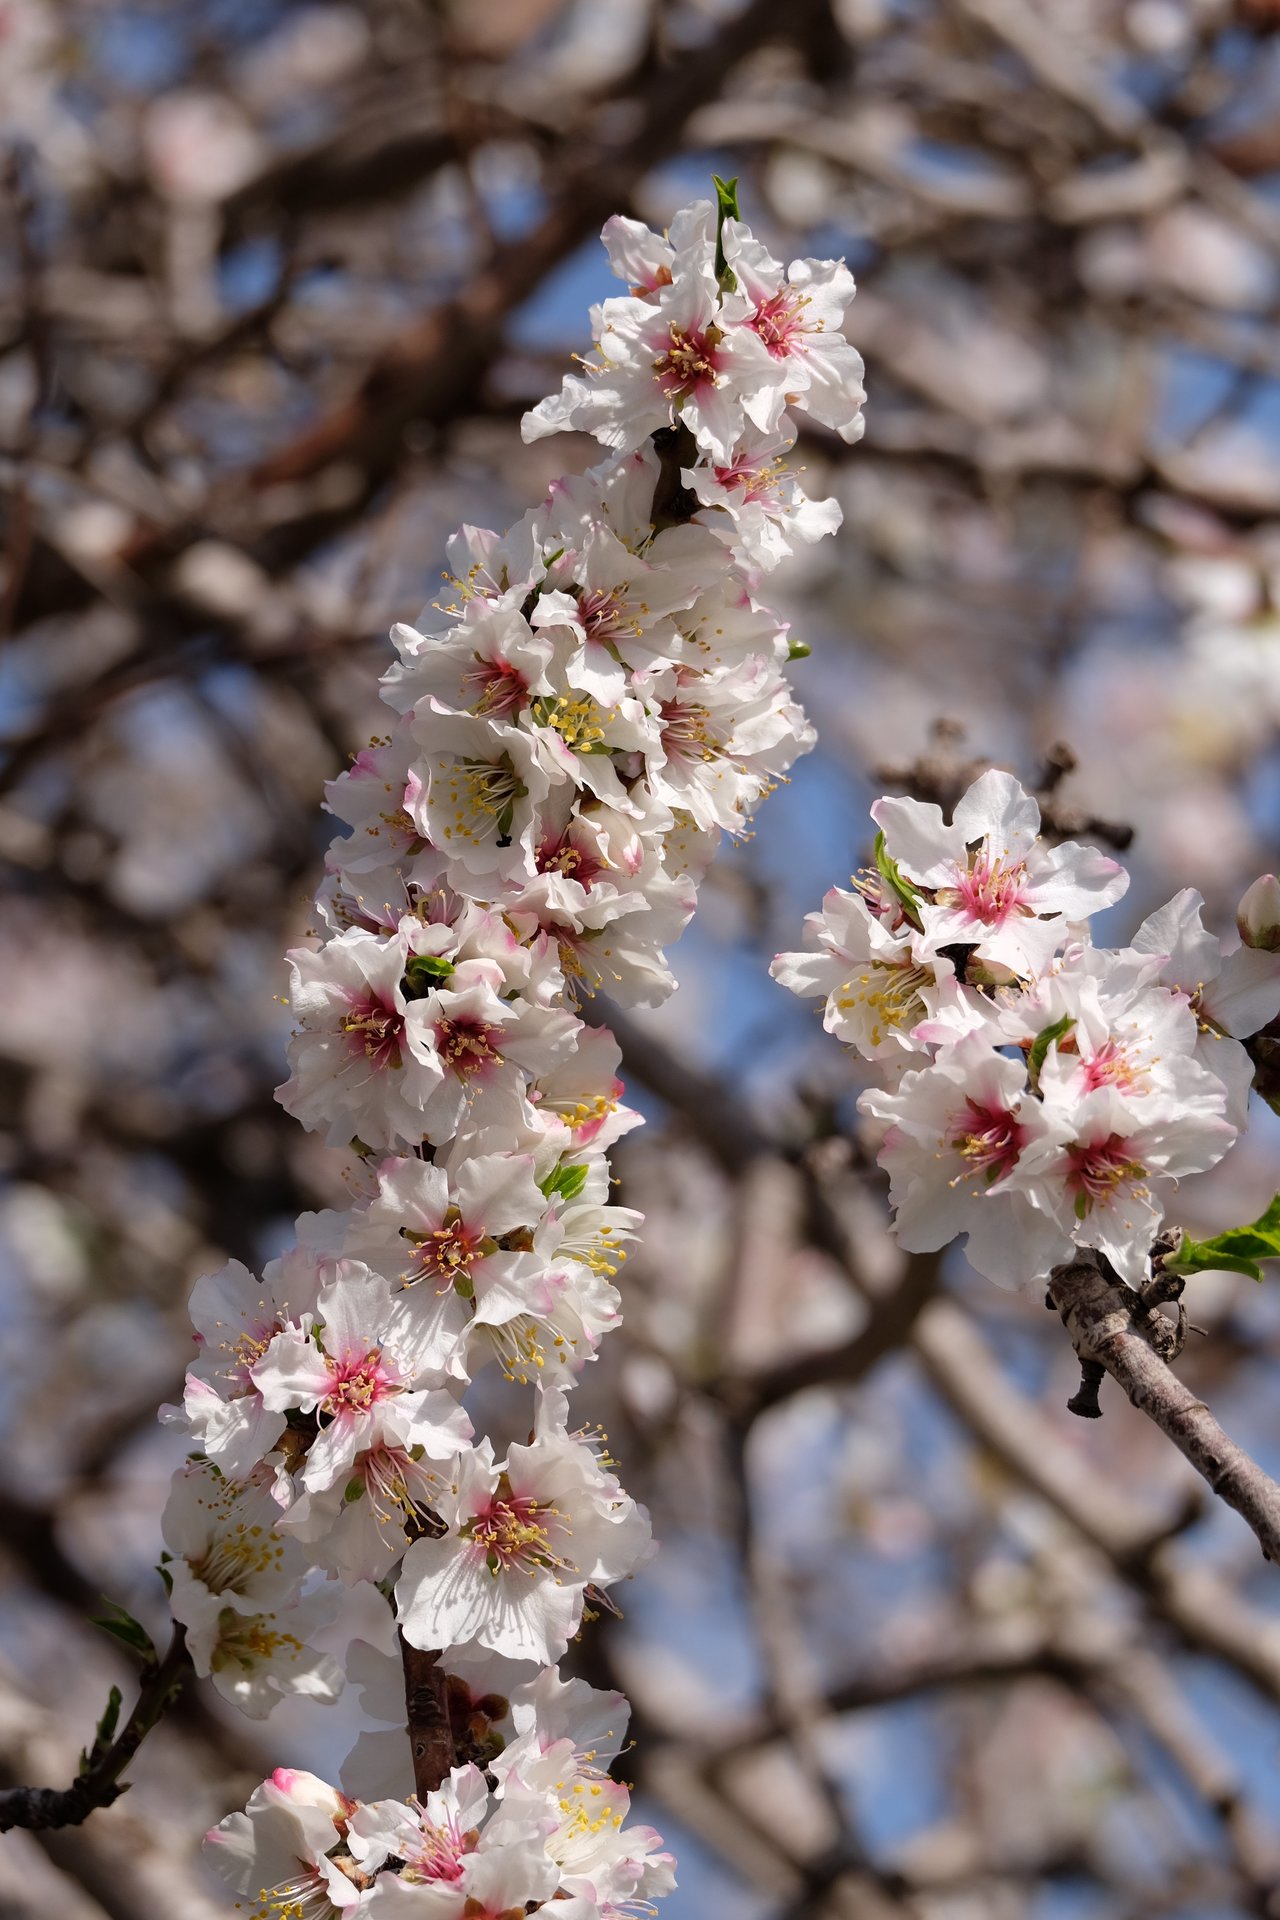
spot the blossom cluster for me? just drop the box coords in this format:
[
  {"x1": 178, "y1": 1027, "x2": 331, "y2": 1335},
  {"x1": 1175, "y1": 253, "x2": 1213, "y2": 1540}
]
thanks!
[
  {"x1": 774, "y1": 770, "x2": 1280, "y2": 1289},
  {"x1": 153, "y1": 193, "x2": 866, "y2": 1916},
  {"x1": 204, "y1": 1674, "x2": 672, "y2": 1920}
]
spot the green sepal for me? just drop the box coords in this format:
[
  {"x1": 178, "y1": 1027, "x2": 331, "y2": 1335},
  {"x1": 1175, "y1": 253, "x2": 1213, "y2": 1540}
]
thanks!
[
  {"x1": 1027, "y1": 1015, "x2": 1075, "y2": 1091},
  {"x1": 343, "y1": 1478, "x2": 365, "y2": 1504},
  {"x1": 540, "y1": 1162, "x2": 589, "y2": 1204},
  {"x1": 712, "y1": 174, "x2": 740, "y2": 286},
  {"x1": 873, "y1": 830, "x2": 924, "y2": 931},
  {"x1": 1165, "y1": 1195, "x2": 1280, "y2": 1284}
]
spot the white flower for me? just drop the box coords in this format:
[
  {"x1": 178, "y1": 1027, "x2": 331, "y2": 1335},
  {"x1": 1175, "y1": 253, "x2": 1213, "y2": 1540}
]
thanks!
[
  {"x1": 386, "y1": 607, "x2": 556, "y2": 723},
  {"x1": 1135, "y1": 886, "x2": 1280, "y2": 1040},
  {"x1": 771, "y1": 884, "x2": 955, "y2": 1059},
  {"x1": 598, "y1": 201, "x2": 715, "y2": 293},
  {"x1": 252, "y1": 1262, "x2": 471, "y2": 1495},
  {"x1": 277, "y1": 928, "x2": 444, "y2": 1150},
  {"x1": 686, "y1": 425, "x2": 842, "y2": 572},
  {"x1": 396, "y1": 1425, "x2": 651, "y2": 1666},
  {"x1": 523, "y1": 236, "x2": 776, "y2": 462},
  {"x1": 1132, "y1": 887, "x2": 1277, "y2": 1125},
  {"x1": 408, "y1": 707, "x2": 552, "y2": 887},
  {"x1": 1016, "y1": 1071, "x2": 1236, "y2": 1285},
  {"x1": 721, "y1": 217, "x2": 866, "y2": 443},
  {"x1": 872, "y1": 769, "x2": 1128, "y2": 978},
  {"x1": 338, "y1": 1151, "x2": 547, "y2": 1382},
  {"x1": 530, "y1": 513, "x2": 730, "y2": 703},
  {"x1": 163, "y1": 1459, "x2": 306, "y2": 1626},
  {"x1": 859, "y1": 1035, "x2": 1071, "y2": 1289},
  {"x1": 203, "y1": 1769, "x2": 363, "y2": 1914},
  {"x1": 186, "y1": 1584, "x2": 344, "y2": 1720},
  {"x1": 168, "y1": 1248, "x2": 324, "y2": 1477},
  {"x1": 402, "y1": 976, "x2": 583, "y2": 1148}
]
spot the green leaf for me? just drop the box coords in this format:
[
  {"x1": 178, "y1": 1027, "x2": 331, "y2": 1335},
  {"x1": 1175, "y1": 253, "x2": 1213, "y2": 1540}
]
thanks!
[
  {"x1": 1167, "y1": 1195, "x2": 1280, "y2": 1283},
  {"x1": 1027, "y1": 1014, "x2": 1075, "y2": 1091},
  {"x1": 712, "y1": 174, "x2": 740, "y2": 286},
  {"x1": 786, "y1": 638, "x2": 811, "y2": 661},
  {"x1": 540, "y1": 1162, "x2": 589, "y2": 1204},
  {"x1": 92, "y1": 1600, "x2": 157, "y2": 1664},
  {"x1": 79, "y1": 1686, "x2": 124, "y2": 1774},
  {"x1": 873, "y1": 830, "x2": 924, "y2": 931},
  {"x1": 403, "y1": 952, "x2": 456, "y2": 998}
]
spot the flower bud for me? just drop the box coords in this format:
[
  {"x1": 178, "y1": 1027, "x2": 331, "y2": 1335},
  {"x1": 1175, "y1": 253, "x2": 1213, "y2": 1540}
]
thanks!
[{"x1": 1237, "y1": 875, "x2": 1280, "y2": 951}]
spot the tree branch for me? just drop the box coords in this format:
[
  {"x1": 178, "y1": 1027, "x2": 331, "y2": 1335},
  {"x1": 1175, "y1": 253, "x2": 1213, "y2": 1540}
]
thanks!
[
  {"x1": 399, "y1": 1637, "x2": 455, "y2": 1800},
  {"x1": 1048, "y1": 1257, "x2": 1280, "y2": 1563},
  {"x1": 0, "y1": 1627, "x2": 189, "y2": 1834}
]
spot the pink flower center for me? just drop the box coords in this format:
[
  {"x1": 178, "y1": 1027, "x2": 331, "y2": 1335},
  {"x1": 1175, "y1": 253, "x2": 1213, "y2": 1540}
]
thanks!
[
  {"x1": 750, "y1": 288, "x2": 811, "y2": 358},
  {"x1": 325, "y1": 1348, "x2": 391, "y2": 1414},
  {"x1": 578, "y1": 586, "x2": 640, "y2": 646},
  {"x1": 941, "y1": 854, "x2": 1031, "y2": 928},
  {"x1": 404, "y1": 1217, "x2": 483, "y2": 1288},
  {"x1": 658, "y1": 696, "x2": 717, "y2": 765},
  {"x1": 465, "y1": 1489, "x2": 568, "y2": 1577},
  {"x1": 434, "y1": 1015, "x2": 504, "y2": 1081},
  {"x1": 401, "y1": 1810, "x2": 468, "y2": 1884},
  {"x1": 950, "y1": 1098, "x2": 1025, "y2": 1182},
  {"x1": 466, "y1": 657, "x2": 527, "y2": 719},
  {"x1": 1066, "y1": 1133, "x2": 1146, "y2": 1210},
  {"x1": 536, "y1": 832, "x2": 604, "y2": 886},
  {"x1": 713, "y1": 455, "x2": 783, "y2": 504},
  {"x1": 1081, "y1": 1039, "x2": 1141, "y2": 1094},
  {"x1": 652, "y1": 324, "x2": 720, "y2": 399},
  {"x1": 340, "y1": 991, "x2": 404, "y2": 1070}
]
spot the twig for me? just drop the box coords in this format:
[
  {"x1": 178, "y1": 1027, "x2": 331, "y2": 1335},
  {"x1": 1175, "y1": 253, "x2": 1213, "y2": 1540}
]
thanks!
[
  {"x1": 1048, "y1": 1257, "x2": 1280, "y2": 1563},
  {"x1": 0, "y1": 1627, "x2": 189, "y2": 1834}
]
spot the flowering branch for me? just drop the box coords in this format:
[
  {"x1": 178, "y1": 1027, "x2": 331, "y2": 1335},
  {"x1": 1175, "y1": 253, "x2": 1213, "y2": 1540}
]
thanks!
[
  {"x1": 775, "y1": 767, "x2": 1280, "y2": 1554},
  {"x1": 0, "y1": 1626, "x2": 189, "y2": 1835},
  {"x1": 99, "y1": 189, "x2": 867, "y2": 1917}
]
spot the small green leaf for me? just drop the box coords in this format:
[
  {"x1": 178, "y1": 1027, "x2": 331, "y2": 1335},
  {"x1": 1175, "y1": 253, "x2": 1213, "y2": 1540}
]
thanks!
[
  {"x1": 80, "y1": 1685, "x2": 124, "y2": 1774},
  {"x1": 1167, "y1": 1195, "x2": 1280, "y2": 1282},
  {"x1": 540, "y1": 1162, "x2": 589, "y2": 1204},
  {"x1": 343, "y1": 1478, "x2": 365, "y2": 1504},
  {"x1": 1027, "y1": 1015, "x2": 1075, "y2": 1091},
  {"x1": 873, "y1": 830, "x2": 924, "y2": 931},
  {"x1": 786, "y1": 638, "x2": 812, "y2": 661},
  {"x1": 92, "y1": 1600, "x2": 157, "y2": 1664},
  {"x1": 403, "y1": 953, "x2": 456, "y2": 998},
  {"x1": 712, "y1": 174, "x2": 740, "y2": 286}
]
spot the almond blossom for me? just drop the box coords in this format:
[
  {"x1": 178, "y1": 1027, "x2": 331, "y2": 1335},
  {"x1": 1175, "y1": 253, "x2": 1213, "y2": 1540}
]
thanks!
[
  {"x1": 188, "y1": 187, "x2": 868, "y2": 1916},
  {"x1": 780, "y1": 769, "x2": 1262, "y2": 1292},
  {"x1": 872, "y1": 769, "x2": 1128, "y2": 978},
  {"x1": 395, "y1": 1424, "x2": 652, "y2": 1666}
]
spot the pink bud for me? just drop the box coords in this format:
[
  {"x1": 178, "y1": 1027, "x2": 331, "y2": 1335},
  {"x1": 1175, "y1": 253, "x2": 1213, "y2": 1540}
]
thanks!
[{"x1": 1237, "y1": 875, "x2": 1280, "y2": 951}]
